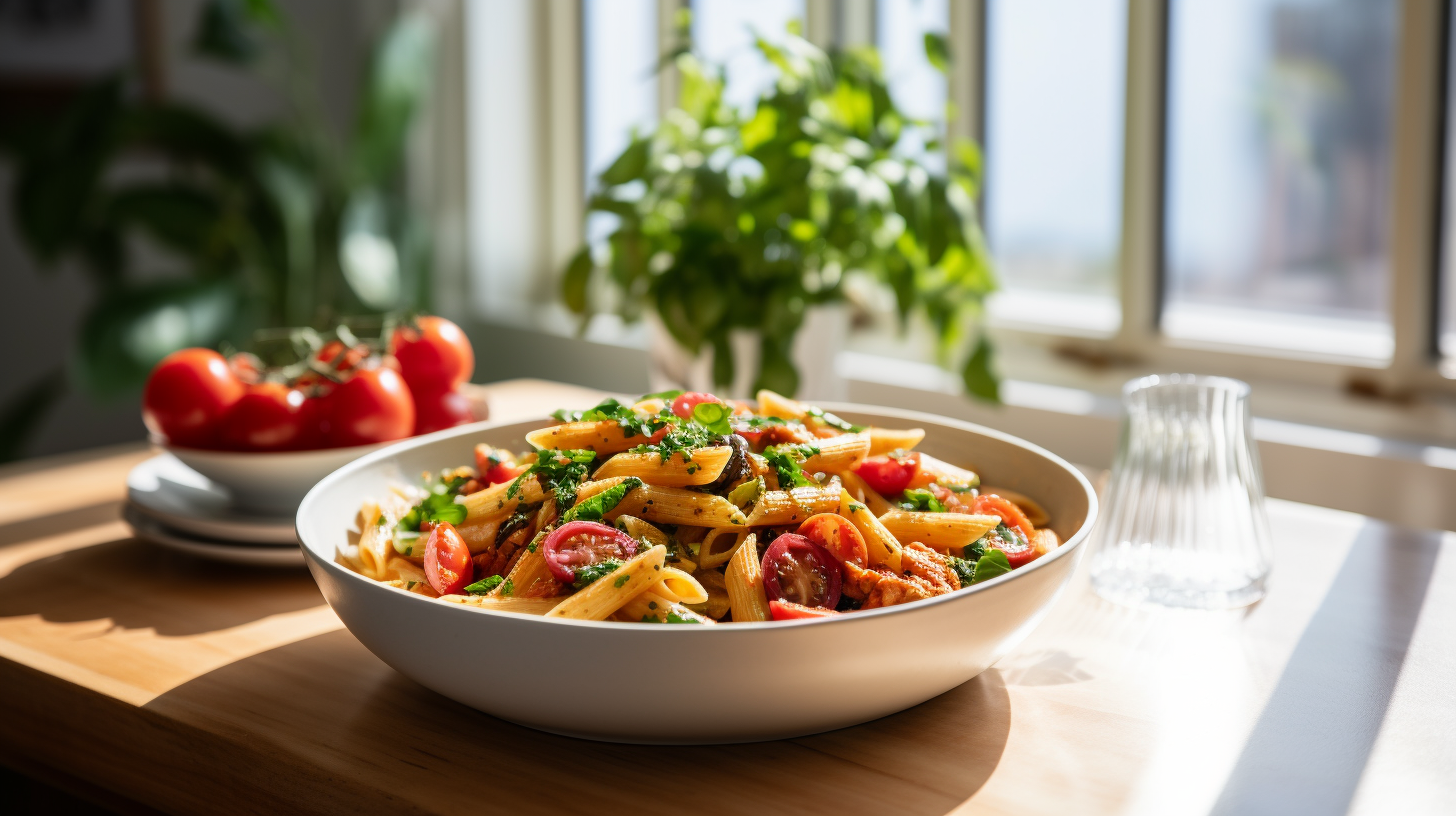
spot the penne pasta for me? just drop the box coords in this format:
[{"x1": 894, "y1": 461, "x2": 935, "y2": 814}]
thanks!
[
  {"x1": 494, "y1": 545, "x2": 560, "y2": 598},
  {"x1": 356, "y1": 501, "x2": 390, "y2": 580},
  {"x1": 838, "y1": 470, "x2": 896, "y2": 517},
  {"x1": 547, "y1": 545, "x2": 668, "y2": 620},
  {"x1": 592, "y1": 446, "x2": 732, "y2": 487},
  {"x1": 460, "y1": 475, "x2": 547, "y2": 523},
  {"x1": 912, "y1": 453, "x2": 979, "y2": 491},
  {"x1": 878, "y1": 509, "x2": 1000, "y2": 553},
  {"x1": 868, "y1": 426, "x2": 926, "y2": 455},
  {"x1": 615, "y1": 588, "x2": 716, "y2": 624},
  {"x1": 800, "y1": 432, "x2": 870, "y2": 475},
  {"x1": 525, "y1": 421, "x2": 656, "y2": 454},
  {"x1": 599, "y1": 482, "x2": 748, "y2": 528},
  {"x1": 440, "y1": 595, "x2": 562, "y2": 615},
  {"x1": 455, "y1": 518, "x2": 501, "y2": 554},
  {"x1": 697, "y1": 528, "x2": 749, "y2": 570},
  {"x1": 385, "y1": 556, "x2": 428, "y2": 586},
  {"x1": 756, "y1": 389, "x2": 807, "y2": 420},
  {"x1": 840, "y1": 489, "x2": 903, "y2": 574},
  {"x1": 724, "y1": 533, "x2": 770, "y2": 622},
  {"x1": 744, "y1": 482, "x2": 841, "y2": 526},
  {"x1": 981, "y1": 485, "x2": 1051, "y2": 528},
  {"x1": 654, "y1": 567, "x2": 709, "y2": 605}
]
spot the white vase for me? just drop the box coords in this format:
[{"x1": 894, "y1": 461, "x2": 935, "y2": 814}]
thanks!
[{"x1": 646, "y1": 306, "x2": 847, "y2": 401}]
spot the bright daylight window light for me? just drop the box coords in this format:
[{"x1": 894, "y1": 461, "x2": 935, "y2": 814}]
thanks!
[
  {"x1": 692, "y1": 0, "x2": 805, "y2": 115},
  {"x1": 983, "y1": 0, "x2": 1127, "y2": 337},
  {"x1": 1162, "y1": 0, "x2": 1397, "y2": 363},
  {"x1": 583, "y1": 0, "x2": 658, "y2": 247},
  {"x1": 1441, "y1": 0, "x2": 1456, "y2": 363},
  {"x1": 877, "y1": 0, "x2": 948, "y2": 175}
]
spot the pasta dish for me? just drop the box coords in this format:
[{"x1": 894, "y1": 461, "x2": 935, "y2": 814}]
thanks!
[{"x1": 337, "y1": 390, "x2": 1059, "y2": 623}]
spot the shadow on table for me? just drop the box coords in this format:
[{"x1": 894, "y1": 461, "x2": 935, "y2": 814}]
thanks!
[
  {"x1": 145, "y1": 626, "x2": 1011, "y2": 816},
  {"x1": 0, "y1": 501, "x2": 126, "y2": 549},
  {"x1": 0, "y1": 535, "x2": 322, "y2": 637},
  {"x1": 1210, "y1": 519, "x2": 1443, "y2": 816}
]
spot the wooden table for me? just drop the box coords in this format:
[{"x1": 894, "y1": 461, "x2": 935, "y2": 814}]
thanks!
[{"x1": 1, "y1": 379, "x2": 1452, "y2": 816}]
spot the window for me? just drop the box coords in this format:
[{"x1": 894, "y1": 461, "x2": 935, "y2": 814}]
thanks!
[
  {"x1": 1162, "y1": 0, "x2": 1399, "y2": 363},
  {"x1": 1442, "y1": 0, "x2": 1456, "y2": 365},
  {"x1": 877, "y1": 0, "x2": 949, "y2": 172},
  {"x1": 691, "y1": 0, "x2": 805, "y2": 114},
  {"x1": 583, "y1": 0, "x2": 658, "y2": 245},
  {"x1": 983, "y1": 0, "x2": 1127, "y2": 336}
]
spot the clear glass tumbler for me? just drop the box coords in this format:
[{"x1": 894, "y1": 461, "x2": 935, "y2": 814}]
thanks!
[{"x1": 1089, "y1": 374, "x2": 1272, "y2": 610}]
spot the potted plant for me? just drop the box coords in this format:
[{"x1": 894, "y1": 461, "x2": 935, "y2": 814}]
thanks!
[{"x1": 561, "y1": 18, "x2": 1000, "y2": 402}]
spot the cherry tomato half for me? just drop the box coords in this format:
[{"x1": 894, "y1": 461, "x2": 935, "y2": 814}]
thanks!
[
  {"x1": 797, "y1": 513, "x2": 868, "y2": 568},
  {"x1": 761, "y1": 533, "x2": 842, "y2": 610},
  {"x1": 973, "y1": 494, "x2": 1035, "y2": 540},
  {"x1": 769, "y1": 599, "x2": 840, "y2": 621},
  {"x1": 324, "y1": 367, "x2": 416, "y2": 448},
  {"x1": 392, "y1": 316, "x2": 475, "y2": 393},
  {"x1": 412, "y1": 386, "x2": 474, "y2": 435},
  {"x1": 670, "y1": 391, "x2": 722, "y2": 420},
  {"x1": 853, "y1": 452, "x2": 921, "y2": 497},
  {"x1": 219, "y1": 383, "x2": 309, "y2": 451},
  {"x1": 541, "y1": 521, "x2": 639, "y2": 584},
  {"x1": 142, "y1": 348, "x2": 245, "y2": 448},
  {"x1": 424, "y1": 521, "x2": 474, "y2": 595}
]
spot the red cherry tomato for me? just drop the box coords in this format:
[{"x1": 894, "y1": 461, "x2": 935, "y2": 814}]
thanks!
[
  {"x1": 392, "y1": 316, "x2": 475, "y2": 393},
  {"x1": 412, "y1": 386, "x2": 474, "y2": 435},
  {"x1": 324, "y1": 367, "x2": 416, "y2": 448},
  {"x1": 474, "y1": 445, "x2": 528, "y2": 485},
  {"x1": 973, "y1": 494, "x2": 1035, "y2": 540},
  {"x1": 761, "y1": 533, "x2": 842, "y2": 609},
  {"x1": 227, "y1": 352, "x2": 263, "y2": 385},
  {"x1": 541, "y1": 521, "x2": 639, "y2": 584},
  {"x1": 853, "y1": 452, "x2": 921, "y2": 496},
  {"x1": 219, "y1": 383, "x2": 309, "y2": 451},
  {"x1": 670, "y1": 392, "x2": 722, "y2": 420},
  {"x1": 981, "y1": 523, "x2": 1039, "y2": 568},
  {"x1": 797, "y1": 513, "x2": 868, "y2": 568},
  {"x1": 769, "y1": 599, "x2": 841, "y2": 621},
  {"x1": 424, "y1": 521, "x2": 474, "y2": 595},
  {"x1": 316, "y1": 340, "x2": 368, "y2": 373},
  {"x1": 486, "y1": 462, "x2": 529, "y2": 485},
  {"x1": 142, "y1": 348, "x2": 245, "y2": 448}
]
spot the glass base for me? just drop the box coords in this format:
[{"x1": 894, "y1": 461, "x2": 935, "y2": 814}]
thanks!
[{"x1": 1090, "y1": 569, "x2": 1268, "y2": 611}]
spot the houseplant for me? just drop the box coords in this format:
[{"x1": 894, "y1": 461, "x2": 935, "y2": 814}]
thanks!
[
  {"x1": 562, "y1": 18, "x2": 1000, "y2": 401},
  {"x1": 0, "y1": 0, "x2": 434, "y2": 459}
]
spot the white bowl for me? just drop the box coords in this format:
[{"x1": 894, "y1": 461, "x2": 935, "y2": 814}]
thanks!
[
  {"x1": 165, "y1": 441, "x2": 390, "y2": 513},
  {"x1": 295, "y1": 404, "x2": 1097, "y2": 744}
]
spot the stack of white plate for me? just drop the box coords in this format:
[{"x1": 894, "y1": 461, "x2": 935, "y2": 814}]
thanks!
[{"x1": 124, "y1": 454, "x2": 304, "y2": 566}]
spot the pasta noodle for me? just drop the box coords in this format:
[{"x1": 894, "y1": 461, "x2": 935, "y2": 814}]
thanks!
[
  {"x1": 592, "y1": 446, "x2": 733, "y2": 487},
  {"x1": 340, "y1": 389, "x2": 1060, "y2": 624}
]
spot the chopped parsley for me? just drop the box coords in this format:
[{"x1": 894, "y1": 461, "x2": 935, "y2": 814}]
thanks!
[
  {"x1": 899, "y1": 488, "x2": 946, "y2": 513},
  {"x1": 562, "y1": 477, "x2": 642, "y2": 523},
  {"x1": 613, "y1": 572, "x2": 632, "y2": 588},
  {"x1": 501, "y1": 579, "x2": 515, "y2": 596},
  {"x1": 551, "y1": 398, "x2": 672, "y2": 440},
  {"x1": 393, "y1": 482, "x2": 469, "y2": 554},
  {"x1": 464, "y1": 575, "x2": 504, "y2": 594},
  {"x1": 805, "y1": 405, "x2": 865, "y2": 433},
  {"x1": 947, "y1": 555, "x2": 977, "y2": 587},
  {"x1": 628, "y1": 422, "x2": 720, "y2": 462},
  {"x1": 763, "y1": 444, "x2": 820, "y2": 488},
  {"x1": 509, "y1": 448, "x2": 597, "y2": 507},
  {"x1": 640, "y1": 610, "x2": 703, "y2": 624},
  {"x1": 572, "y1": 559, "x2": 623, "y2": 589}
]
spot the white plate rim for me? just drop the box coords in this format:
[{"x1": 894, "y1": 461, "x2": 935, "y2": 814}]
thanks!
[
  {"x1": 126, "y1": 455, "x2": 297, "y2": 544},
  {"x1": 125, "y1": 505, "x2": 304, "y2": 567}
]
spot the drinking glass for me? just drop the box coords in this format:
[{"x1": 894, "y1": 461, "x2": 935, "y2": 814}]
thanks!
[{"x1": 1089, "y1": 374, "x2": 1271, "y2": 610}]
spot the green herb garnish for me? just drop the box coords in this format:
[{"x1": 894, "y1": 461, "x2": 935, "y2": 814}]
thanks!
[
  {"x1": 562, "y1": 477, "x2": 642, "y2": 523},
  {"x1": 393, "y1": 491, "x2": 468, "y2": 554},
  {"x1": 970, "y1": 549, "x2": 1012, "y2": 583},
  {"x1": 691, "y1": 401, "x2": 732, "y2": 435},
  {"x1": 509, "y1": 448, "x2": 598, "y2": 507},
  {"x1": 763, "y1": 444, "x2": 819, "y2": 488},
  {"x1": 572, "y1": 559, "x2": 623, "y2": 589},
  {"x1": 899, "y1": 487, "x2": 946, "y2": 513},
  {"x1": 464, "y1": 575, "x2": 504, "y2": 594},
  {"x1": 727, "y1": 475, "x2": 764, "y2": 508},
  {"x1": 613, "y1": 572, "x2": 632, "y2": 588},
  {"x1": 805, "y1": 406, "x2": 865, "y2": 433},
  {"x1": 501, "y1": 578, "x2": 515, "y2": 596},
  {"x1": 947, "y1": 555, "x2": 977, "y2": 587},
  {"x1": 639, "y1": 389, "x2": 685, "y2": 401},
  {"x1": 640, "y1": 609, "x2": 703, "y2": 624},
  {"x1": 550, "y1": 398, "x2": 674, "y2": 440}
]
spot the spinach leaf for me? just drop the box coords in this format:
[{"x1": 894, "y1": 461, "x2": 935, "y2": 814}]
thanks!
[
  {"x1": 947, "y1": 555, "x2": 977, "y2": 587},
  {"x1": 572, "y1": 559, "x2": 622, "y2": 589},
  {"x1": 763, "y1": 444, "x2": 820, "y2": 488},
  {"x1": 509, "y1": 448, "x2": 597, "y2": 507},
  {"x1": 898, "y1": 487, "x2": 946, "y2": 513},
  {"x1": 971, "y1": 549, "x2": 1012, "y2": 584},
  {"x1": 639, "y1": 389, "x2": 684, "y2": 401},
  {"x1": 561, "y1": 477, "x2": 642, "y2": 523},
  {"x1": 691, "y1": 401, "x2": 732, "y2": 435},
  {"x1": 464, "y1": 575, "x2": 504, "y2": 595}
]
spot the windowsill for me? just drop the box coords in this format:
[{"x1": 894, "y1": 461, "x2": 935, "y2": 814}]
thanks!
[{"x1": 1161, "y1": 302, "x2": 1394, "y2": 367}]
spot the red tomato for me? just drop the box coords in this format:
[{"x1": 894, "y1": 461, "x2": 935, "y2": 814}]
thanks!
[
  {"x1": 227, "y1": 352, "x2": 263, "y2": 385},
  {"x1": 316, "y1": 340, "x2": 368, "y2": 373},
  {"x1": 541, "y1": 521, "x2": 639, "y2": 583},
  {"x1": 853, "y1": 452, "x2": 920, "y2": 496},
  {"x1": 392, "y1": 316, "x2": 475, "y2": 393},
  {"x1": 412, "y1": 387, "x2": 474, "y2": 435},
  {"x1": 323, "y1": 367, "x2": 416, "y2": 448},
  {"x1": 797, "y1": 513, "x2": 867, "y2": 568},
  {"x1": 219, "y1": 383, "x2": 309, "y2": 451},
  {"x1": 769, "y1": 599, "x2": 840, "y2": 621},
  {"x1": 486, "y1": 462, "x2": 529, "y2": 485},
  {"x1": 424, "y1": 522, "x2": 474, "y2": 595},
  {"x1": 670, "y1": 391, "x2": 722, "y2": 420},
  {"x1": 973, "y1": 494, "x2": 1035, "y2": 540},
  {"x1": 761, "y1": 533, "x2": 842, "y2": 609},
  {"x1": 142, "y1": 348, "x2": 246, "y2": 448},
  {"x1": 474, "y1": 445, "x2": 528, "y2": 485}
]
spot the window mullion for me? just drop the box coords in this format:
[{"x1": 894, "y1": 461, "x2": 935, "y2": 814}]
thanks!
[
  {"x1": 1112, "y1": 0, "x2": 1167, "y2": 356},
  {"x1": 1387, "y1": 0, "x2": 1445, "y2": 387},
  {"x1": 546, "y1": 0, "x2": 584, "y2": 301},
  {"x1": 946, "y1": 0, "x2": 985, "y2": 147},
  {"x1": 657, "y1": 0, "x2": 684, "y2": 121}
]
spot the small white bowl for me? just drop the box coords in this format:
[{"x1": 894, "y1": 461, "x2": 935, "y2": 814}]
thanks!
[
  {"x1": 163, "y1": 441, "x2": 390, "y2": 513},
  {"x1": 296, "y1": 405, "x2": 1097, "y2": 744}
]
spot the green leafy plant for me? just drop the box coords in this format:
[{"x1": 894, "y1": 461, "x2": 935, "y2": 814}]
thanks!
[
  {"x1": 0, "y1": 0, "x2": 435, "y2": 459},
  {"x1": 562, "y1": 16, "x2": 999, "y2": 400}
]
